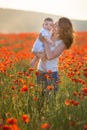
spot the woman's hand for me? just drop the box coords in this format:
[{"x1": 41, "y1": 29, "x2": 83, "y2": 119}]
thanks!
[{"x1": 36, "y1": 52, "x2": 46, "y2": 59}]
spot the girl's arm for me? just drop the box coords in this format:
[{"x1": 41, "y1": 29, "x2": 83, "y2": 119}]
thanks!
[{"x1": 44, "y1": 36, "x2": 55, "y2": 46}]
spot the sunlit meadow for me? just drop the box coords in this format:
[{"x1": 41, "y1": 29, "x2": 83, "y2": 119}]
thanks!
[{"x1": 0, "y1": 32, "x2": 87, "y2": 130}]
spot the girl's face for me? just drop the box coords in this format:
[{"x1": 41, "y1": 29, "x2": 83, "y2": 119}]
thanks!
[{"x1": 43, "y1": 21, "x2": 54, "y2": 31}]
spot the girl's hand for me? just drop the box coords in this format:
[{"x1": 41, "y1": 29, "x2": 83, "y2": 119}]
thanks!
[{"x1": 39, "y1": 33, "x2": 46, "y2": 43}]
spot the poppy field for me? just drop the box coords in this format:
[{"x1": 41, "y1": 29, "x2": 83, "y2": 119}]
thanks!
[{"x1": 0, "y1": 32, "x2": 87, "y2": 130}]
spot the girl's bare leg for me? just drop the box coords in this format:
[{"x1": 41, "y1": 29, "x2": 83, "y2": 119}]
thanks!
[{"x1": 42, "y1": 61, "x2": 47, "y2": 72}]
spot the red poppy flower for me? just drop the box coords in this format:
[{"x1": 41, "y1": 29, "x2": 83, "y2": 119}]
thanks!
[
  {"x1": 22, "y1": 114, "x2": 30, "y2": 123},
  {"x1": 6, "y1": 118, "x2": 17, "y2": 124},
  {"x1": 11, "y1": 124, "x2": 20, "y2": 130},
  {"x1": 47, "y1": 85, "x2": 54, "y2": 90},
  {"x1": 65, "y1": 99, "x2": 70, "y2": 106},
  {"x1": 35, "y1": 71, "x2": 40, "y2": 76},
  {"x1": 41, "y1": 123, "x2": 50, "y2": 129},
  {"x1": 84, "y1": 124, "x2": 87, "y2": 130},
  {"x1": 29, "y1": 67, "x2": 34, "y2": 71},
  {"x1": 2, "y1": 125, "x2": 11, "y2": 130},
  {"x1": 21, "y1": 85, "x2": 28, "y2": 92},
  {"x1": 83, "y1": 71, "x2": 87, "y2": 77}
]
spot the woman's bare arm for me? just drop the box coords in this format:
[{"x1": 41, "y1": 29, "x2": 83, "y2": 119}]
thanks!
[
  {"x1": 44, "y1": 41, "x2": 65, "y2": 60},
  {"x1": 39, "y1": 34, "x2": 66, "y2": 60}
]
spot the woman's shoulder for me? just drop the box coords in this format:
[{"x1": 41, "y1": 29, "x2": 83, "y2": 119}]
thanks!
[{"x1": 55, "y1": 39, "x2": 66, "y2": 49}]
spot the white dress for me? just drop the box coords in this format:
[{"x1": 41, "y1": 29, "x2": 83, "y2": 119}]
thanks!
[{"x1": 32, "y1": 28, "x2": 52, "y2": 52}]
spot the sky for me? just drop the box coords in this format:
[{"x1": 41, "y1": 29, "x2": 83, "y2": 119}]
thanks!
[{"x1": 0, "y1": 0, "x2": 87, "y2": 20}]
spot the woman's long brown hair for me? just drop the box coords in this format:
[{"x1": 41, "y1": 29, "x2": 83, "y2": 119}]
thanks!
[{"x1": 58, "y1": 17, "x2": 75, "y2": 49}]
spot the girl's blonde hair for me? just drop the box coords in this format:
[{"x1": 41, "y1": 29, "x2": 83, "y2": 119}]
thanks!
[{"x1": 58, "y1": 17, "x2": 75, "y2": 49}]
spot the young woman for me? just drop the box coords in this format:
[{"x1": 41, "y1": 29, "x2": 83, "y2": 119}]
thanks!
[{"x1": 31, "y1": 17, "x2": 75, "y2": 95}]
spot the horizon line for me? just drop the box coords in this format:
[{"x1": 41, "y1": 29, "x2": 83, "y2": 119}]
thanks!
[{"x1": 0, "y1": 7, "x2": 87, "y2": 21}]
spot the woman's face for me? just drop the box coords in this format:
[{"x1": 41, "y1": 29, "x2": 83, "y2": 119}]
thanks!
[{"x1": 53, "y1": 21, "x2": 59, "y2": 34}]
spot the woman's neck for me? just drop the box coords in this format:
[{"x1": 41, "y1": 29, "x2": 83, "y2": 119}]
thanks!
[{"x1": 52, "y1": 33, "x2": 59, "y2": 41}]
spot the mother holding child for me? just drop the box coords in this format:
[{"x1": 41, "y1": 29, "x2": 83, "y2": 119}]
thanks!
[{"x1": 30, "y1": 17, "x2": 75, "y2": 95}]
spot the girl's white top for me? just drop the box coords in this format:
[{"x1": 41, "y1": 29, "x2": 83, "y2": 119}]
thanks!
[
  {"x1": 37, "y1": 40, "x2": 62, "y2": 72},
  {"x1": 32, "y1": 28, "x2": 52, "y2": 52}
]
